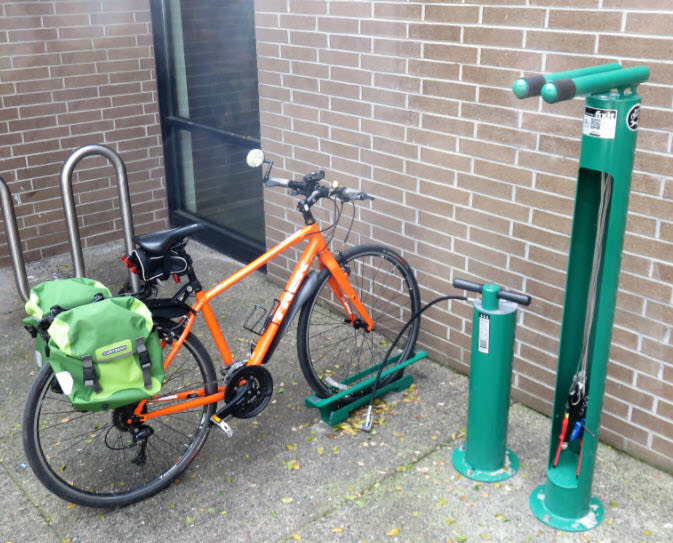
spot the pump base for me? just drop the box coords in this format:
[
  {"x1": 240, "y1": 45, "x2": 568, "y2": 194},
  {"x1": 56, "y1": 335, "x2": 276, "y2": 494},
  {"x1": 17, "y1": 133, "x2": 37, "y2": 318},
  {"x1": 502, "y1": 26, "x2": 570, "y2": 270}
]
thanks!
[
  {"x1": 529, "y1": 484, "x2": 604, "y2": 531},
  {"x1": 451, "y1": 445, "x2": 519, "y2": 482}
]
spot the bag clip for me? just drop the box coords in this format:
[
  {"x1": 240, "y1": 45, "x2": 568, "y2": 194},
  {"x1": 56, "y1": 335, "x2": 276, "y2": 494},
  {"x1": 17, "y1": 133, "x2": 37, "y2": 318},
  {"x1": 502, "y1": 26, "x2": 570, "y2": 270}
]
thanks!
[
  {"x1": 136, "y1": 337, "x2": 152, "y2": 389},
  {"x1": 82, "y1": 354, "x2": 102, "y2": 393}
]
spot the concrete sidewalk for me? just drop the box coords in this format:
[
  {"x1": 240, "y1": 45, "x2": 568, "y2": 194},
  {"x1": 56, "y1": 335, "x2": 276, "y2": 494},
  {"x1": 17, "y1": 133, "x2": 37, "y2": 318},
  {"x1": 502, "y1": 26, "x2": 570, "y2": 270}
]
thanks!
[{"x1": 1, "y1": 241, "x2": 671, "y2": 543}]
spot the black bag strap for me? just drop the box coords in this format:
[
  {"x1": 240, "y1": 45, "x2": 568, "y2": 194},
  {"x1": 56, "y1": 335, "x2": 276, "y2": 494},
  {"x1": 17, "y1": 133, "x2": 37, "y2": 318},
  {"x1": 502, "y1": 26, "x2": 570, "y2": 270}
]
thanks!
[
  {"x1": 136, "y1": 337, "x2": 153, "y2": 389},
  {"x1": 82, "y1": 354, "x2": 102, "y2": 393}
]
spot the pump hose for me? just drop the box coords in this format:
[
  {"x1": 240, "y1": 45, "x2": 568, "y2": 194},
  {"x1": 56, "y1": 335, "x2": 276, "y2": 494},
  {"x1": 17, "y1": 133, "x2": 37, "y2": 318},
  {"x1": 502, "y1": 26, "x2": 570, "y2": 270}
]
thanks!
[{"x1": 360, "y1": 295, "x2": 468, "y2": 431}]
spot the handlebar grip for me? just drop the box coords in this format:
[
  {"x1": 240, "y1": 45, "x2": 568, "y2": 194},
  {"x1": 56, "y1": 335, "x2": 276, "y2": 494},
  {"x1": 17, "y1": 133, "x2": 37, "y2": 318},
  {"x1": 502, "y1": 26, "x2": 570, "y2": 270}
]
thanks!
[
  {"x1": 512, "y1": 75, "x2": 547, "y2": 99},
  {"x1": 264, "y1": 177, "x2": 306, "y2": 193},
  {"x1": 341, "y1": 188, "x2": 373, "y2": 201},
  {"x1": 541, "y1": 78, "x2": 577, "y2": 104},
  {"x1": 498, "y1": 290, "x2": 532, "y2": 307},
  {"x1": 264, "y1": 177, "x2": 290, "y2": 188},
  {"x1": 453, "y1": 278, "x2": 532, "y2": 306},
  {"x1": 453, "y1": 278, "x2": 483, "y2": 293}
]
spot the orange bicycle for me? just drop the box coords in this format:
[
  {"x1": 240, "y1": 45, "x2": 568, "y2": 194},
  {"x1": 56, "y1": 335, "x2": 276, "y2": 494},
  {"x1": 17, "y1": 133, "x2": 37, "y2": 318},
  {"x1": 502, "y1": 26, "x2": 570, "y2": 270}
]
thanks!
[{"x1": 22, "y1": 149, "x2": 421, "y2": 507}]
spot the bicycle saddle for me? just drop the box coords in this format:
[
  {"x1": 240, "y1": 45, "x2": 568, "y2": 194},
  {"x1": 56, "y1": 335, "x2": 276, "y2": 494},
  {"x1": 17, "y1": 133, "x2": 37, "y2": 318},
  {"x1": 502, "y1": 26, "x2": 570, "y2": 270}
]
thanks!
[{"x1": 135, "y1": 223, "x2": 203, "y2": 254}]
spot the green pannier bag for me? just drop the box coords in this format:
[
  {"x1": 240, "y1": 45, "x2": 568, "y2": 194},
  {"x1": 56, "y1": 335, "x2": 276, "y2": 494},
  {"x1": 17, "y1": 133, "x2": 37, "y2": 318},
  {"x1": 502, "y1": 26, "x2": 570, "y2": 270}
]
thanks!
[
  {"x1": 23, "y1": 277, "x2": 113, "y2": 369},
  {"x1": 46, "y1": 296, "x2": 164, "y2": 411},
  {"x1": 24, "y1": 277, "x2": 112, "y2": 326}
]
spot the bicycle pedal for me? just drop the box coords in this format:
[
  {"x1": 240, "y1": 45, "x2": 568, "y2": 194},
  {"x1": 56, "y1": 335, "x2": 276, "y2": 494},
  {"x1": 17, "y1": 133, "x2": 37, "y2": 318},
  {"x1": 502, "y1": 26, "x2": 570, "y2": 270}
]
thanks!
[{"x1": 210, "y1": 414, "x2": 233, "y2": 437}]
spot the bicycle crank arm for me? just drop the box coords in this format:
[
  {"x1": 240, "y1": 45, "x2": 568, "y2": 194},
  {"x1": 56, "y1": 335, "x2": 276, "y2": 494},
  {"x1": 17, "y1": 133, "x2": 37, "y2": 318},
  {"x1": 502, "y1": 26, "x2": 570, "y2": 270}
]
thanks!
[{"x1": 211, "y1": 381, "x2": 252, "y2": 422}]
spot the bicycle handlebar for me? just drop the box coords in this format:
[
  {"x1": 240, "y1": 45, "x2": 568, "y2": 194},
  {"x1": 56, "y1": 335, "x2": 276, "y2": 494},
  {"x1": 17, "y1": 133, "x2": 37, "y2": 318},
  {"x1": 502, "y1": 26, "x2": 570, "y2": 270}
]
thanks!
[
  {"x1": 336, "y1": 187, "x2": 374, "y2": 202},
  {"x1": 453, "y1": 278, "x2": 531, "y2": 306},
  {"x1": 264, "y1": 176, "x2": 374, "y2": 205},
  {"x1": 254, "y1": 151, "x2": 374, "y2": 213}
]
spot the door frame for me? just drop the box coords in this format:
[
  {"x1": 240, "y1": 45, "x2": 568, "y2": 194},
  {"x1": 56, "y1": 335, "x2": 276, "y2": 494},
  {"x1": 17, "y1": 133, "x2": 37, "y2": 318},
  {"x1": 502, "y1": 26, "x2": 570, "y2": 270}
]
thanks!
[{"x1": 150, "y1": 0, "x2": 265, "y2": 264}]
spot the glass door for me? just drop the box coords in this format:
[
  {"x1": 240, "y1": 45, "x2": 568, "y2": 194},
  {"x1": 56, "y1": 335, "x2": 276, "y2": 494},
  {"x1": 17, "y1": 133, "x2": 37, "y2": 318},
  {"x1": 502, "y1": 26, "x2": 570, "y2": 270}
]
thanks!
[{"x1": 151, "y1": 0, "x2": 265, "y2": 263}]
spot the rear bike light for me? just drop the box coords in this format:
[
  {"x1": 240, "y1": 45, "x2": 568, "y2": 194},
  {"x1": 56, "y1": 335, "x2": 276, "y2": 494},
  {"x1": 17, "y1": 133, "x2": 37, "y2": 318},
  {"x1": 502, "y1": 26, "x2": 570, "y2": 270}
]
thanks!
[{"x1": 121, "y1": 254, "x2": 139, "y2": 275}]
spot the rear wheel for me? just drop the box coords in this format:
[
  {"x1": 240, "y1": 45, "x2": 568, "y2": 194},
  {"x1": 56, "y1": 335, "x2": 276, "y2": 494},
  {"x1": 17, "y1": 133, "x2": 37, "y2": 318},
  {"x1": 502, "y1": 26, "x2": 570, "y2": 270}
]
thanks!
[
  {"x1": 297, "y1": 245, "x2": 421, "y2": 398},
  {"x1": 22, "y1": 332, "x2": 217, "y2": 507}
]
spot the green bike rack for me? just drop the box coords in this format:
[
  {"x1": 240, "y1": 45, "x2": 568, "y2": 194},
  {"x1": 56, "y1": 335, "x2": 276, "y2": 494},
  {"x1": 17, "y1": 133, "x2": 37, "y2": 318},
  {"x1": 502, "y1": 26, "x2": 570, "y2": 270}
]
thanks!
[
  {"x1": 304, "y1": 350, "x2": 426, "y2": 425},
  {"x1": 513, "y1": 63, "x2": 649, "y2": 531}
]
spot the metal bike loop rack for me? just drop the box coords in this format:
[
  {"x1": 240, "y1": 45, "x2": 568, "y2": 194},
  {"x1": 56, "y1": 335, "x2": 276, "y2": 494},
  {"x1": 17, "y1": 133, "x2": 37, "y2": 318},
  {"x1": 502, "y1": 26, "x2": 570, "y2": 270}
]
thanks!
[
  {"x1": 0, "y1": 177, "x2": 30, "y2": 302},
  {"x1": 61, "y1": 144, "x2": 140, "y2": 293},
  {"x1": 0, "y1": 144, "x2": 140, "y2": 302}
]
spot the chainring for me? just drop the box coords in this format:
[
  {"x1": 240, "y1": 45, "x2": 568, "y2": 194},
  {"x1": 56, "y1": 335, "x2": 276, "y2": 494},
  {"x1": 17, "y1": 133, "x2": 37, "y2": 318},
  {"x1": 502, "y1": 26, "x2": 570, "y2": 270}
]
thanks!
[{"x1": 223, "y1": 365, "x2": 273, "y2": 419}]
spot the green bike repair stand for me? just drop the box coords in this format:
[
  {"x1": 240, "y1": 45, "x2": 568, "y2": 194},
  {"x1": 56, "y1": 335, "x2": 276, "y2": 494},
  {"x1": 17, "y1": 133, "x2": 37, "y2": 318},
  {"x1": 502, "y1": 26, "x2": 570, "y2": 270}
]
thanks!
[
  {"x1": 305, "y1": 350, "x2": 426, "y2": 426},
  {"x1": 451, "y1": 283, "x2": 522, "y2": 482},
  {"x1": 514, "y1": 64, "x2": 649, "y2": 531}
]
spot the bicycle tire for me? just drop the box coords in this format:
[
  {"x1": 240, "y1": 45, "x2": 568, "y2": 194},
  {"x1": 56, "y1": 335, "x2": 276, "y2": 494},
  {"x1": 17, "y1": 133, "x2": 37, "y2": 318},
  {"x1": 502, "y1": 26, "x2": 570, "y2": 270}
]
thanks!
[
  {"x1": 22, "y1": 331, "x2": 217, "y2": 507},
  {"x1": 297, "y1": 245, "x2": 421, "y2": 398}
]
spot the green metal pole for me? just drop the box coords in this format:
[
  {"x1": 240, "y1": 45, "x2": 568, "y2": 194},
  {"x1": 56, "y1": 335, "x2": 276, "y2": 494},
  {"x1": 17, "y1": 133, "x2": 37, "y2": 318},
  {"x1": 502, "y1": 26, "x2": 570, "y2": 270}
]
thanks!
[
  {"x1": 452, "y1": 284, "x2": 519, "y2": 482},
  {"x1": 525, "y1": 69, "x2": 647, "y2": 531}
]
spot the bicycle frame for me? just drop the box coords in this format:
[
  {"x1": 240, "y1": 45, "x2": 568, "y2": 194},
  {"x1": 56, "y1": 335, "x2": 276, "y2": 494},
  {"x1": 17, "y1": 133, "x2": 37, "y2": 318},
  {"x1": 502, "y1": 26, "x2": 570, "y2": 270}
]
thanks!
[{"x1": 133, "y1": 221, "x2": 374, "y2": 422}]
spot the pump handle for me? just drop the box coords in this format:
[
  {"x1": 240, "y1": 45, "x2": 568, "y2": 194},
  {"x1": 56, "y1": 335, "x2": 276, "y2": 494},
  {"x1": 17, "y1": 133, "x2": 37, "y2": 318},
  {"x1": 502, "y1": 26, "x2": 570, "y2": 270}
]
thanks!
[{"x1": 453, "y1": 278, "x2": 532, "y2": 307}]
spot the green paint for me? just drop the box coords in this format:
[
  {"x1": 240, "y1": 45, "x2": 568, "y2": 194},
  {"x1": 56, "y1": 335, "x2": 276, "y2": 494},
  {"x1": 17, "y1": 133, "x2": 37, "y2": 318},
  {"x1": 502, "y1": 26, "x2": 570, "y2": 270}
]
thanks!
[
  {"x1": 515, "y1": 65, "x2": 648, "y2": 531},
  {"x1": 452, "y1": 291, "x2": 519, "y2": 482}
]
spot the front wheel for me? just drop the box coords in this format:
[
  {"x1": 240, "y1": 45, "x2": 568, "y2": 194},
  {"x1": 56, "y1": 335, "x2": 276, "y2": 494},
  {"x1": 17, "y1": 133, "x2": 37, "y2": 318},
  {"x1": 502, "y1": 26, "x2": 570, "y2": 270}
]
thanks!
[
  {"x1": 22, "y1": 331, "x2": 217, "y2": 507},
  {"x1": 297, "y1": 245, "x2": 421, "y2": 398}
]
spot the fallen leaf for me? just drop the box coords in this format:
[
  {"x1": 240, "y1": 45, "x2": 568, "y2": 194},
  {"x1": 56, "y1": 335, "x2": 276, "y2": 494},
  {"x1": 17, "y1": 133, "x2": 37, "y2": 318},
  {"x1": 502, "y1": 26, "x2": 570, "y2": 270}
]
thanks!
[{"x1": 386, "y1": 527, "x2": 400, "y2": 536}]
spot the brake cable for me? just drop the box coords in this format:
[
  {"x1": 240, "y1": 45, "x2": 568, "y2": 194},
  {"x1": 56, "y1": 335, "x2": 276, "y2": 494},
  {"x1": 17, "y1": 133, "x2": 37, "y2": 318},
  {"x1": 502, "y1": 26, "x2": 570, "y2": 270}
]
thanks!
[
  {"x1": 569, "y1": 172, "x2": 613, "y2": 412},
  {"x1": 554, "y1": 172, "x2": 613, "y2": 475}
]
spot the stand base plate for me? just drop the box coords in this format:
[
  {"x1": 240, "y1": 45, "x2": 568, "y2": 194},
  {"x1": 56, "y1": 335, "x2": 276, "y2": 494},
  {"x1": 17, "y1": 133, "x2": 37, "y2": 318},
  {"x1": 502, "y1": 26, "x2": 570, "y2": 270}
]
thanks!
[
  {"x1": 452, "y1": 445, "x2": 519, "y2": 482},
  {"x1": 529, "y1": 484, "x2": 604, "y2": 531}
]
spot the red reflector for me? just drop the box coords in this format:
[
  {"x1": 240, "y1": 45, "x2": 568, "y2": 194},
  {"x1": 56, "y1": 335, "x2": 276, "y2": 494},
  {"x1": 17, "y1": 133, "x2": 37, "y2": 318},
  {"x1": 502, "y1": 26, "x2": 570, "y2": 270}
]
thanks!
[{"x1": 121, "y1": 254, "x2": 139, "y2": 274}]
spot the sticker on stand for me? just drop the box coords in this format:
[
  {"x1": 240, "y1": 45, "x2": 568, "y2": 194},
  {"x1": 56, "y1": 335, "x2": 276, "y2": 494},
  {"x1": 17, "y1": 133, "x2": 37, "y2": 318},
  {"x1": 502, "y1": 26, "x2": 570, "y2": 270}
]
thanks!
[
  {"x1": 478, "y1": 313, "x2": 490, "y2": 354},
  {"x1": 583, "y1": 106, "x2": 617, "y2": 139},
  {"x1": 626, "y1": 104, "x2": 641, "y2": 131}
]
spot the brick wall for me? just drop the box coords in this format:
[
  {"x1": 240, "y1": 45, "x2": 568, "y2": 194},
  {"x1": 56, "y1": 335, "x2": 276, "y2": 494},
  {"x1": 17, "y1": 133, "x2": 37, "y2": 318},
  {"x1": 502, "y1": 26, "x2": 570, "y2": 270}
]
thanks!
[
  {"x1": 254, "y1": 1, "x2": 673, "y2": 472},
  {"x1": 0, "y1": 0, "x2": 167, "y2": 266}
]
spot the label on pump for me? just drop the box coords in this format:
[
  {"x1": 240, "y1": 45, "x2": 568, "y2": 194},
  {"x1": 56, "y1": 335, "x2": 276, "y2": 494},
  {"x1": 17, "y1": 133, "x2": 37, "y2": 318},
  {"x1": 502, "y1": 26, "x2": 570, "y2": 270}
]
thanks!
[
  {"x1": 478, "y1": 313, "x2": 490, "y2": 354},
  {"x1": 583, "y1": 106, "x2": 617, "y2": 139}
]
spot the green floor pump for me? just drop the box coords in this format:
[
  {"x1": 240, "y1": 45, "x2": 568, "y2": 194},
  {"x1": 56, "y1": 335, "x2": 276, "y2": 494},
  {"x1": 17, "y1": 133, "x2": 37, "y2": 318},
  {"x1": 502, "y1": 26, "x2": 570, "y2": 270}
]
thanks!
[{"x1": 452, "y1": 278, "x2": 531, "y2": 482}]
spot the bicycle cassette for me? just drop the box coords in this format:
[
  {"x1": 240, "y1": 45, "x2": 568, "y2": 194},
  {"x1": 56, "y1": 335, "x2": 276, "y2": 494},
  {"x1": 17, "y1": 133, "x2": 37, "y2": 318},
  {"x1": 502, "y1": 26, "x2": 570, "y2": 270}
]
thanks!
[{"x1": 223, "y1": 365, "x2": 273, "y2": 419}]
